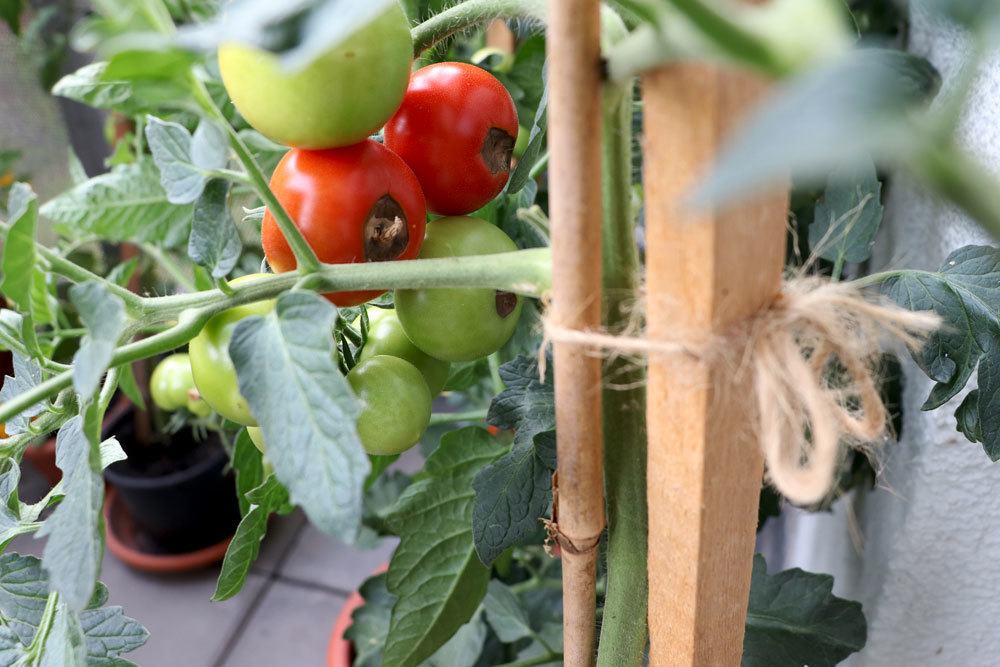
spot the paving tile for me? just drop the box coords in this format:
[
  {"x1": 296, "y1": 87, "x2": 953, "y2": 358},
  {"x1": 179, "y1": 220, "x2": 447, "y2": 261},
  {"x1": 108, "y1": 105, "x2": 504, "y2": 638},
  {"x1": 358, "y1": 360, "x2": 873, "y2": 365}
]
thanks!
[
  {"x1": 280, "y1": 524, "x2": 397, "y2": 594},
  {"x1": 99, "y1": 556, "x2": 267, "y2": 667},
  {"x1": 252, "y1": 509, "x2": 307, "y2": 575},
  {"x1": 220, "y1": 579, "x2": 346, "y2": 667}
]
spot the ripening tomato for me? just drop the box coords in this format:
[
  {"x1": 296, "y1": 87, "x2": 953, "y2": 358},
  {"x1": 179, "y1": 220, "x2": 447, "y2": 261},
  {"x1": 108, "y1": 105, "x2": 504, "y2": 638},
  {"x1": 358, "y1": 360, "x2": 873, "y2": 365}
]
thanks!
[
  {"x1": 218, "y1": 4, "x2": 412, "y2": 149},
  {"x1": 262, "y1": 141, "x2": 426, "y2": 306},
  {"x1": 384, "y1": 62, "x2": 519, "y2": 215},
  {"x1": 150, "y1": 353, "x2": 209, "y2": 416},
  {"x1": 395, "y1": 216, "x2": 523, "y2": 362}
]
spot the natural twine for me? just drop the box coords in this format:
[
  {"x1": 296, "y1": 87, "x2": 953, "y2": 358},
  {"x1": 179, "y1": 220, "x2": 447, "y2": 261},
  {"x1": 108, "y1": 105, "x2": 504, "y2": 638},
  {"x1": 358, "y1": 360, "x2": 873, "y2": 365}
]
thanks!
[{"x1": 541, "y1": 277, "x2": 940, "y2": 505}]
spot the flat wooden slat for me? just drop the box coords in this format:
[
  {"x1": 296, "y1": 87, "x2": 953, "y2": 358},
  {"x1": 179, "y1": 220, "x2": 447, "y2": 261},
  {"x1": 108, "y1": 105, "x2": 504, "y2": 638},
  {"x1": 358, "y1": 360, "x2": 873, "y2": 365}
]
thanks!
[{"x1": 643, "y1": 63, "x2": 789, "y2": 667}]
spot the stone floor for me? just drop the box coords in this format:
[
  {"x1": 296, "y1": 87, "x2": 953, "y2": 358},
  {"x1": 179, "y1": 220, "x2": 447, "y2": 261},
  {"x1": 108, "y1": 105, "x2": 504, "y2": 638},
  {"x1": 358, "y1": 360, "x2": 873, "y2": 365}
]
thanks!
[{"x1": 12, "y1": 464, "x2": 399, "y2": 667}]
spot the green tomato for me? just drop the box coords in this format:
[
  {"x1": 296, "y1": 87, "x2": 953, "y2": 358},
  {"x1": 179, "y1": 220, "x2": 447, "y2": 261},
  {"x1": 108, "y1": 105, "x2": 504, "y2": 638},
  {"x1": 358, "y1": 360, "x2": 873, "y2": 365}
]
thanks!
[
  {"x1": 347, "y1": 355, "x2": 431, "y2": 455},
  {"x1": 247, "y1": 426, "x2": 266, "y2": 454},
  {"x1": 218, "y1": 5, "x2": 412, "y2": 149},
  {"x1": 150, "y1": 354, "x2": 197, "y2": 412},
  {"x1": 359, "y1": 308, "x2": 450, "y2": 396},
  {"x1": 189, "y1": 275, "x2": 276, "y2": 426},
  {"x1": 395, "y1": 217, "x2": 523, "y2": 362},
  {"x1": 186, "y1": 393, "x2": 212, "y2": 418}
]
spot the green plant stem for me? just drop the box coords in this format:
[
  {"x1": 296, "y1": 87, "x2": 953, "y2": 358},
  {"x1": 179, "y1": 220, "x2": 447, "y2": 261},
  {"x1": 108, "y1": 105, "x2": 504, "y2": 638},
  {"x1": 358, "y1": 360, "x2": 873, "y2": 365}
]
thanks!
[
  {"x1": 830, "y1": 254, "x2": 846, "y2": 283},
  {"x1": 429, "y1": 410, "x2": 489, "y2": 426},
  {"x1": 595, "y1": 74, "x2": 648, "y2": 665},
  {"x1": 139, "y1": 249, "x2": 553, "y2": 319},
  {"x1": 497, "y1": 653, "x2": 563, "y2": 667},
  {"x1": 851, "y1": 269, "x2": 906, "y2": 290},
  {"x1": 487, "y1": 352, "x2": 505, "y2": 394},
  {"x1": 187, "y1": 75, "x2": 322, "y2": 274},
  {"x1": 24, "y1": 591, "x2": 58, "y2": 662},
  {"x1": 410, "y1": 0, "x2": 546, "y2": 55}
]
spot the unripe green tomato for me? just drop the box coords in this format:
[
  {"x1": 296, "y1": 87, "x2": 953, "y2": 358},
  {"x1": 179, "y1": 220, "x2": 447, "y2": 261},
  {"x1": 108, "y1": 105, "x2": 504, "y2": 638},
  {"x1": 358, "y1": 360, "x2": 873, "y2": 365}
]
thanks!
[
  {"x1": 513, "y1": 124, "x2": 529, "y2": 160},
  {"x1": 189, "y1": 275, "x2": 276, "y2": 426},
  {"x1": 150, "y1": 354, "x2": 197, "y2": 412},
  {"x1": 347, "y1": 355, "x2": 432, "y2": 455},
  {"x1": 186, "y1": 390, "x2": 213, "y2": 418},
  {"x1": 359, "y1": 309, "x2": 450, "y2": 396},
  {"x1": 247, "y1": 426, "x2": 265, "y2": 454},
  {"x1": 395, "y1": 217, "x2": 523, "y2": 362},
  {"x1": 218, "y1": 5, "x2": 412, "y2": 149}
]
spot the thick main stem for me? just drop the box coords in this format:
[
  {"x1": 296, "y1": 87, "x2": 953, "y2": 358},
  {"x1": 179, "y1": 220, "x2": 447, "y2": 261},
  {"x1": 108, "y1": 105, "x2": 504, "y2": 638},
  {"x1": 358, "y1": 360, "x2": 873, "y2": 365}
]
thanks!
[
  {"x1": 547, "y1": 2, "x2": 605, "y2": 665},
  {"x1": 410, "y1": 0, "x2": 546, "y2": 55},
  {"x1": 596, "y1": 82, "x2": 648, "y2": 665}
]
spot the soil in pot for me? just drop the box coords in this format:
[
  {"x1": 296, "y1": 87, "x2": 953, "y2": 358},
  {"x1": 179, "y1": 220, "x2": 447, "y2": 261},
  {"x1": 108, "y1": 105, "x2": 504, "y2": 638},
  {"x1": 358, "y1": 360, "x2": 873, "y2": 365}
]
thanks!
[{"x1": 103, "y1": 407, "x2": 240, "y2": 555}]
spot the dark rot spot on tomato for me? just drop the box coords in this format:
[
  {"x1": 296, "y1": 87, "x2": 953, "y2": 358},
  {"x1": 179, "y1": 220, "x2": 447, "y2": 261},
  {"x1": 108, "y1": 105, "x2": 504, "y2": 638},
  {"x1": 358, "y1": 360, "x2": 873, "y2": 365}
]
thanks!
[
  {"x1": 364, "y1": 195, "x2": 409, "y2": 261},
  {"x1": 482, "y1": 128, "x2": 515, "y2": 175},
  {"x1": 495, "y1": 291, "x2": 518, "y2": 318}
]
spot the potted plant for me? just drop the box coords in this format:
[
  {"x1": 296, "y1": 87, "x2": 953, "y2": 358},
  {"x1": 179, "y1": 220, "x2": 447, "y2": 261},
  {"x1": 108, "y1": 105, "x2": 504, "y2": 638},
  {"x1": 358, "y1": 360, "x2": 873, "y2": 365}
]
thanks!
[{"x1": 1, "y1": 0, "x2": 998, "y2": 664}]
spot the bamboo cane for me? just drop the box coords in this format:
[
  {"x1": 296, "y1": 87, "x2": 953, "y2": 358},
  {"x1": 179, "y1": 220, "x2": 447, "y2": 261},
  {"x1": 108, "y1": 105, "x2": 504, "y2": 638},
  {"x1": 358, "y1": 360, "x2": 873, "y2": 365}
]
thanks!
[
  {"x1": 643, "y1": 64, "x2": 789, "y2": 666},
  {"x1": 546, "y1": 1, "x2": 605, "y2": 665}
]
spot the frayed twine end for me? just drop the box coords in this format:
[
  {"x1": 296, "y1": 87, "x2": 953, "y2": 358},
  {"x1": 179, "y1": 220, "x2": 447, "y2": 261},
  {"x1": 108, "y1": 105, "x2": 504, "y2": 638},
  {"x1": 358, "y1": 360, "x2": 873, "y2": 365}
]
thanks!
[{"x1": 540, "y1": 277, "x2": 940, "y2": 505}]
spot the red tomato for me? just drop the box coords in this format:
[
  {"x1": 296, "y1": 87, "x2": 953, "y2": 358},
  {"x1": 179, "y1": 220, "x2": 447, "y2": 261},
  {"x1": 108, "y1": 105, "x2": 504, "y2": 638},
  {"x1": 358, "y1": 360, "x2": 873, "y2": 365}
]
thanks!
[
  {"x1": 384, "y1": 62, "x2": 519, "y2": 216},
  {"x1": 262, "y1": 140, "x2": 427, "y2": 306}
]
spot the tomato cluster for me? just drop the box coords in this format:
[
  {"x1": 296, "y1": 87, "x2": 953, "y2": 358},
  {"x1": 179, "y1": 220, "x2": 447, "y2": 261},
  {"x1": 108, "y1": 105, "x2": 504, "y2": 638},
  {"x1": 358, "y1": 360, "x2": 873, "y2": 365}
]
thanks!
[{"x1": 190, "y1": 7, "x2": 526, "y2": 456}]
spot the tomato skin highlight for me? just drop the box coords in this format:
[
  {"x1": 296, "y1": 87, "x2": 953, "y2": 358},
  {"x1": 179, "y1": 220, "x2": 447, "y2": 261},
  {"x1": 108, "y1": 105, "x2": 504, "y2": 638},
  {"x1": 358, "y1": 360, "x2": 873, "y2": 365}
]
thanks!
[
  {"x1": 347, "y1": 355, "x2": 432, "y2": 456},
  {"x1": 189, "y1": 275, "x2": 276, "y2": 426},
  {"x1": 262, "y1": 141, "x2": 427, "y2": 307},
  {"x1": 150, "y1": 354, "x2": 197, "y2": 412},
  {"x1": 359, "y1": 308, "x2": 450, "y2": 396},
  {"x1": 395, "y1": 216, "x2": 523, "y2": 362},
  {"x1": 385, "y1": 62, "x2": 519, "y2": 216},
  {"x1": 218, "y1": 5, "x2": 412, "y2": 149}
]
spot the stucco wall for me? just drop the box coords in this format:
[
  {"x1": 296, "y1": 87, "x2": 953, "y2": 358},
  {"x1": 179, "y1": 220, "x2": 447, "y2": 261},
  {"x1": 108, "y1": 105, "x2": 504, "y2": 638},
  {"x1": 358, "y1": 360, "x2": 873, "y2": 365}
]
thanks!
[{"x1": 775, "y1": 4, "x2": 1000, "y2": 666}]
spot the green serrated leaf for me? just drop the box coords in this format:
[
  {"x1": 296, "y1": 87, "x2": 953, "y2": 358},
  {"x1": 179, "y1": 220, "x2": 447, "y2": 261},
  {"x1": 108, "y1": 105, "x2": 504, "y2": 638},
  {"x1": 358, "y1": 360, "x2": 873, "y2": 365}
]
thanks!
[
  {"x1": 41, "y1": 162, "x2": 192, "y2": 249},
  {"x1": 213, "y1": 475, "x2": 288, "y2": 601},
  {"x1": 483, "y1": 580, "x2": 534, "y2": 643},
  {"x1": 230, "y1": 292, "x2": 369, "y2": 538},
  {"x1": 232, "y1": 430, "x2": 264, "y2": 517},
  {"x1": 29, "y1": 269, "x2": 55, "y2": 328},
  {"x1": 0, "y1": 351, "x2": 47, "y2": 435},
  {"x1": 38, "y1": 417, "x2": 104, "y2": 611},
  {"x1": 52, "y1": 63, "x2": 134, "y2": 113},
  {"x1": 697, "y1": 50, "x2": 940, "y2": 205},
  {"x1": 68, "y1": 283, "x2": 126, "y2": 398},
  {"x1": 106, "y1": 258, "x2": 139, "y2": 288},
  {"x1": 145, "y1": 116, "x2": 208, "y2": 205},
  {"x1": 1, "y1": 183, "x2": 38, "y2": 314},
  {"x1": 115, "y1": 363, "x2": 146, "y2": 412},
  {"x1": 0, "y1": 552, "x2": 49, "y2": 644},
  {"x1": 382, "y1": 427, "x2": 502, "y2": 667},
  {"x1": 189, "y1": 179, "x2": 240, "y2": 279},
  {"x1": 808, "y1": 159, "x2": 883, "y2": 264},
  {"x1": 0, "y1": 0, "x2": 22, "y2": 34},
  {"x1": 424, "y1": 607, "x2": 487, "y2": 667},
  {"x1": 78, "y1": 604, "x2": 149, "y2": 664},
  {"x1": 39, "y1": 602, "x2": 88, "y2": 667},
  {"x1": 505, "y1": 83, "x2": 547, "y2": 195},
  {"x1": 743, "y1": 554, "x2": 866, "y2": 667}
]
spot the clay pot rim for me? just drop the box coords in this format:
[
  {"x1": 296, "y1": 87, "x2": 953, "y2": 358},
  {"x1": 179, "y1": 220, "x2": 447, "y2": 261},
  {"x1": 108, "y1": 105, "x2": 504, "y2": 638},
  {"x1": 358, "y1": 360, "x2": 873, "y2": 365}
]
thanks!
[
  {"x1": 103, "y1": 487, "x2": 232, "y2": 574},
  {"x1": 326, "y1": 564, "x2": 389, "y2": 667}
]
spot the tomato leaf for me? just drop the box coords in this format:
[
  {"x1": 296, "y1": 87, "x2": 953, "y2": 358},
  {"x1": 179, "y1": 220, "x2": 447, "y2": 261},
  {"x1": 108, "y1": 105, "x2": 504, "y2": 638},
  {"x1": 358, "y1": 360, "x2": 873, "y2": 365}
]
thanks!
[
  {"x1": 232, "y1": 429, "x2": 265, "y2": 518},
  {"x1": 696, "y1": 49, "x2": 940, "y2": 206},
  {"x1": 0, "y1": 0, "x2": 22, "y2": 35},
  {"x1": 382, "y1": 427, "x2": 502, "y2": 667},
  {"x1": 213, "y1": 474, "x2": 290, "y2": 602},
  {"x1": 808, "y1": 159, "x2": 883, "y2": 264},
  {"x1": 483, "y1": 580, "x2": 534, "y2": 643},
  {"x1": 882, "y1": 246, "x2": 1000, "y2": 459},
  {"x1": 41, "y1": 162, "x2": 192, "y2": 249},
  {"x1": 68, "y1": 282, "x2": 126, "y2": 399},
  {"x1": 115, "y1": 362, "x2": 146, "y2": 412},
  {"x1": 229, "y1": 291, "x2": 369, "y2": 539},
  {"x1": 51, "y1": 62, "x2": 187, "y2": 116},
  {"x1": 743, "y1": 554, "x2": 866, "y2": 667},
  {"x1": 505, "y1": 78, "x2": 548, "y2": 195},
  {"x1": 1, "y1": 183, "x2": 38, "y2": 315},
  {"x1": 37, "y1": 417, "x2": 104, "y2": 611},
  {"x1": 0, "y1": 349, "x2": 47, "y2": 436},
  {"x1": 146, "y1": 116, "x2": 227, "y2": 205},
  {"x1": 0, "y1": 552, "x2": 147, "y2": 662},
  {"x1": 189, "y1": 179, "x2": 241, "y2": 279}
]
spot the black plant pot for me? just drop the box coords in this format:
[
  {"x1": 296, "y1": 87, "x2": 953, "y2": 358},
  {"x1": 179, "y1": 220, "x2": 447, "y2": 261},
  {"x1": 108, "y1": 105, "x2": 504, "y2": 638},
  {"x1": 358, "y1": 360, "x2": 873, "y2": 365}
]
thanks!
[{"x1": 103, "y1": 408, "x2": 240, "y2": 555}]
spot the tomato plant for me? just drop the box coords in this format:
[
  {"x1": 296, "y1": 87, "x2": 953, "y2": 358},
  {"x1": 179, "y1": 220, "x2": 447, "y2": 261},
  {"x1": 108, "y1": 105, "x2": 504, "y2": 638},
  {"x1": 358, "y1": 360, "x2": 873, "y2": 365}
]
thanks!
[
  {"x1": 385, "y1": 62, "x2": 519, "y2": 215},
  {"x1": 396, "y1": 216, "x2": 523, "y2": 361},
  {"x1": 262, "y1": 141, "x2": 427, "y2": 306},
  {"x1": 347, "y1": 355, "x2": 432, "y2": 455},
  {"x1": 219, "y1": 4, "x2": 413, "y2": 149}
]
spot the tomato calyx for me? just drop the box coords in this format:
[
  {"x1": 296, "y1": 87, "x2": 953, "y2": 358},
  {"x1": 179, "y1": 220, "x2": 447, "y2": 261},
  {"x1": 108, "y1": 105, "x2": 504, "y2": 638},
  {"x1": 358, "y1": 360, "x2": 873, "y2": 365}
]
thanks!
[
  {"x1": 481, "y1": 127, "x2": 516, "y2": 175},
  {"x1": 495, "y1": 291, "x2": 518, "y2": 318},
  {"x1": 364, "y1": 195, "x2": 410, "y2": 262}
]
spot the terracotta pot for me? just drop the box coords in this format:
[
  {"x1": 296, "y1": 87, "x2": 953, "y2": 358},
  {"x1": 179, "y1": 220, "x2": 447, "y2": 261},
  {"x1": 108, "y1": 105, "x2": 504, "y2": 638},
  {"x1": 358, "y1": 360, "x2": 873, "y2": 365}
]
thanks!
[
  {"x1": 327, "y1": 564, "x2": 389, "y2": 667},
  {"x1": 104, "y1": 487, "x2": 232, "y2": 573}
]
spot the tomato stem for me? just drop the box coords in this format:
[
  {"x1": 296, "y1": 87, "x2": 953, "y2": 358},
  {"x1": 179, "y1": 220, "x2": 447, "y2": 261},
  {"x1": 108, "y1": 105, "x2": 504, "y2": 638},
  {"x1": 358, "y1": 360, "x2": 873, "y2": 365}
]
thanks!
[{"x1": 410, "y1": 0, "x2": 546, "y2": 56}]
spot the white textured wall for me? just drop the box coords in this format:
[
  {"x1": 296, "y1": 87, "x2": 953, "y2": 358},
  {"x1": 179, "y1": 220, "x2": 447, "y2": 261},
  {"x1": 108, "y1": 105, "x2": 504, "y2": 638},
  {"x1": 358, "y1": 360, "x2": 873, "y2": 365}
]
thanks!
[{"x1": 776, "y1": 4, "x2": 1000, "y2": 666}]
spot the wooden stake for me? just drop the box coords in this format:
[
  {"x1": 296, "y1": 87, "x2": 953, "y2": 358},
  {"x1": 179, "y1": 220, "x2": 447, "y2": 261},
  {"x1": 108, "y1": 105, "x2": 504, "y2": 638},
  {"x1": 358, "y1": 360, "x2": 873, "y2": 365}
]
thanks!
[
  {"x1": 643, "y1": 65, "x2": 788, "y2": 666},
  {"x1": 546, "y1": 2, "x2": 604, "y2": 665}
]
